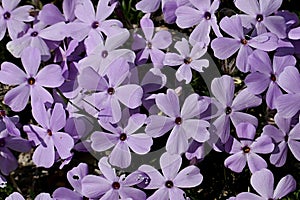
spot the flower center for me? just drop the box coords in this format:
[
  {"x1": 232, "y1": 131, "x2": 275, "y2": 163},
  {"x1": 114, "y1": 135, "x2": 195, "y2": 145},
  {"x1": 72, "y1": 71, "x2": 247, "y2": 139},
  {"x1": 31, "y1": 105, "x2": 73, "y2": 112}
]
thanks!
[
  {"x1": 3, "y1": 12, "x2": 11, "y2": 20},
  {"x1": 91, "y1": 21, "x2": 99, "y2": 29},
  {"x1": 101, "y1": 50, "x2": 108, "y2": 58},
  {"x1": 165, "y1": 180, "x2": 174, "y2": 188},
  {"x1": 204, "y1": 11, "x2": 211, "y2": 20},
  {"x1": 270, "y1": 74, "x2": 276, "y2": 82},
  {"x1": 242, "y1": 146, "x2": 250, "y2": 153},
  {"x1": 30, "y1": 31, "x2": 38, "y2": 37},
  {"x1": 47, "y1": 129, "x2": 52, "y2": 136},
  {"x1": 240, "y1": 39, "x2": 248, "y2": 45},
  {"x1": 284, "y1": 134, "x2": 289, "y2": 143},
  {"x1": 147, "y1": 41, "x2": 152, "y2": 49},
  {"x1": 175, "y1": 117, "x2": 182, "y2": 125},
  {"x1": 107, "y1": 87, "x2": 115, "y2": 95},
  {"x1": 225, "y1": 106, "x2": 232, "y2": 115},
  {"x1": 119, "y1": 133, "x2": 127, "y2": 141},
  {"x1": 27, "y1": 77, "x2": 36, "y2": 85},
  {"x1": 0, "y1": 138, "x2": 5, "y2": 147},
  {"x1": 184, "y1": 57, "x2": 192, "y2": 64},
  {"x1": 112, "y1": 182, "x2": 120, "y2": 190},
  {"x1": 256, "y1": 14, "x2": 264, "y2": 22},
  {"x1": 0, "y1": 110, "x2": 6, "y2": 118}
]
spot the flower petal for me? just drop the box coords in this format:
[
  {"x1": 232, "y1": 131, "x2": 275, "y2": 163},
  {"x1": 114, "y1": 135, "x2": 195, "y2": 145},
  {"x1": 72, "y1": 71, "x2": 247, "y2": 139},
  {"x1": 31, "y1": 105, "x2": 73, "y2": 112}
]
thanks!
[
  {"x1": 4, "y1": 84, "x2": 30, "y2": 112},
  {"x1": 0, "y1": 62, "x2": 26, "y2": 85}
]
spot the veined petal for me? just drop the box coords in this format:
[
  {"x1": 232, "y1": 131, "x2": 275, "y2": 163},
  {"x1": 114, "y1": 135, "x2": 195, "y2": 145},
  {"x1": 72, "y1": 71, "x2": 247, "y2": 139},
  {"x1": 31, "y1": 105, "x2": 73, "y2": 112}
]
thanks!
[
  {"x1": 21, "y1": 47, "x2": 40, "y2": 77},
  {"x1": 0, "y1": 62, "x2": 26, "y2": 85},
  {"x1": 273, "y1": 174, "x2": 296, "y2": 199},
  {"x1": 36, "y1": 64, "x2": 64, "y2": 88},
  {"x1": 52, "y1": 132, "x2": 74, "y2": 159},
  {"x1": 224, "y1": 152, "x2": 246, "y2": 173},
  {"x1": 109, "y1": 142, "x2": 131, "y2": 168},
  {"x1": 250, "y1": 168, "x2": 274, "y2": 198},
  {"x1": 160, "y1": 153, "x2": 182, "y2": 180},
  {"x1": 145, "y1": 115, "x2": 175, "y2": 138},
  {"x1": 211, "y1": 37, "x2": 240, "y2": 59},
  {"x1": 4, "y1": 84, "x2": 30, "y2": 112},
  {"x1": 115, "y1": 84, "x2": 143, "y2": 109},
  {"x1": 173, "y1": 166, "x2": 203, "y2": 188},
  {"x1": 32, "y1": 136, "x2": 54, "y2": 168}
]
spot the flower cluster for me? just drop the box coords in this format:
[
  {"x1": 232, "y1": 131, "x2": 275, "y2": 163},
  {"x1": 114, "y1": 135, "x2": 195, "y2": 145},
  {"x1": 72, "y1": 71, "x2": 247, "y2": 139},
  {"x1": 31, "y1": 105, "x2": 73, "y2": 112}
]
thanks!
[{"x1": 0, "y1": 0, "x2": 299, "y2": 199}]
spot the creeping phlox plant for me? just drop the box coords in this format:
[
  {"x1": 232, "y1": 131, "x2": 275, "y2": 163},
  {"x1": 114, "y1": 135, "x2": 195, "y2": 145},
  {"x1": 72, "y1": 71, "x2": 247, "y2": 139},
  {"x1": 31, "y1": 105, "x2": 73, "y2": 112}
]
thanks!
[{"x1": 0, "y1": 0, "x2": 299, "y2": 199}]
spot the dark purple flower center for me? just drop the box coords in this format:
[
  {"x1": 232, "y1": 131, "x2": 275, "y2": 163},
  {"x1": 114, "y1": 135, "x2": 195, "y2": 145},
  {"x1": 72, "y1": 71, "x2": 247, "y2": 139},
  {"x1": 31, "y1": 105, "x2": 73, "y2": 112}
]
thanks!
[
  {"x1": 204, "y1": 11, "x2": 211, "y2": 20},
  {"x1": 112, "y1": 182, "x2": 120, "y2": 190},
  {"x1": 284, "y1": 134, "x2": 289, "y2": 142},
  {"x1": 256, "y1": 14, "x2": 264, "y2": 22},
  {"x1": 30, "y1": 31, "x2": 38, "y2": 37},
  {"x1": 240, "y1": 39, "x2": 248, "y2": 45},
  {"x1": 147, "y1": 41, "x2": 152, "y2": 49},
  {"x1": 91, "y1": 21, "x2": 99, "y2": 29},
  {"x1": 165, "y1": 180, "x2": 174, "y2": 188},
  {"x1": 107, "y1": 87, "x2": 115, "y2": 95},
  {"x1": 101, "y1": 50, "x2": 108, "y2": 58},
  {"x1": 47, "y1": 129, "x2": 53, "y2": 136},
  {"x1": 0, "y1": 138, "x2": 5, "y2": 147},
  {"x1": 270, "y1": 74, "x2": 276, "y2": 82},
  {"x1": 242, "y1": 146, "x2": 250, "y2": 153},
  {"x1": 27, "y1": 77, "x2": 36, "y2": 85},
  {"x1": 3, "y1": 12, "x2": 11, "y2": 20},
  {"x1": 175, "y1": 117, "x2": 182, "y2": 125},
  {"x1": 72, "y1": 175, "x2": 79, "y2": 180},
  {"x1": 184, "y1": 57, "x2": 192, "y2": 64},
  {"x1": 119, "y1": 133, "x2": 127, "y2": 141},
  {"x1": 225, "y1": 106, "x2": 232, "y2": 115},
  {"x1": 0, "y1": 110, "x2": 6, "y2": 118}
]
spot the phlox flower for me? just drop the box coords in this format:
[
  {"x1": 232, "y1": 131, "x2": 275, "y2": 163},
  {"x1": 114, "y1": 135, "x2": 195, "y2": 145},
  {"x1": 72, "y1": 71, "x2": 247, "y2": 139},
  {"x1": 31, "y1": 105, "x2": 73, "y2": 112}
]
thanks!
[
  {"x1": 0, "y1": 47, "x2": 64, "y2": 112},
  {"x1": 23, "y1": 103, "x2": 74, "y2": 168}
]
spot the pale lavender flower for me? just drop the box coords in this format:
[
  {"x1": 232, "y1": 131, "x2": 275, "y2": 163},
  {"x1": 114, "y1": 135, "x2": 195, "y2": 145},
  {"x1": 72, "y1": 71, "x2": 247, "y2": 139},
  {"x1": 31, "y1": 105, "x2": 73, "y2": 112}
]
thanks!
[
  {"x1": 211, "y1": 16, "x2": 278, "y2": 72},
  {"x1": 262, "y1": 114, "x2": 300, "y2": 167},
  {"x1": 139, "y1": 152, "x2": 203, "y2": 200},
  {"x1": 245, "y1": 49, "x2": 296, "y2": 109},
  {"x1": 0, "y1": 0, "x2": 34, "y2": 40},
  {"x1": 236, "y1": 168, "x2": 296, "y2": 200},
  {"x1": 234, "y1": 0, "x2": 286, "y2": 38},
  {"x1": 176, "y1": 0, "x2": 222, "y2": 44},
  {"x1": 211, "y1": 75, "x2": 262, "y2": 143},
  {"x1": 132, "y1": 14, "x2": 172, "y2": 68},
  {"x1": 68, "y1": 0, "x2": 121, "y2": 42},
  {"x1": 6, "y1": 22, "x2": 66, "y2": 61},
  {"x1": 91, "y1": 113, "x2": 152, "y2": 168},
  {"x1": 275, "y1": 66, "x2": 300, "y2": 118},
  {"x1": 79, "y1": 28, "x2": 135, "y2": 75},
  {"x1": 145, "y1": 89, "x2": 210, "y2": 154},
  {"x1": 136, "y1": 0, "x2": 161, "y2": 13},
  {"x1": 5, "y1": 192, "x2": 52, "y2": 200},
  {"x1": 224, "y1": 123, "x2": 274, "y2": 173},
  {"x1": 23, "y1": 103, "x2": 74, "y2": 168},
  {"x1": 0, "y1": 110, "x2": 20, "y2": 136},
  {"x1": 0, "y1": 47, "x2": 64, "y2": 112},
  {"x1": 164, "y1": 38, "x2": 209, "y2": 84},
  {"x1": 78, "y1": 58, "x2": 143, "y2": 123},
  {"x1": 0, "y1": 132, "x2": 31, "y2": 175},
  {"x1": 81, "y1": 157, "x2": 146, "y2": 199}
]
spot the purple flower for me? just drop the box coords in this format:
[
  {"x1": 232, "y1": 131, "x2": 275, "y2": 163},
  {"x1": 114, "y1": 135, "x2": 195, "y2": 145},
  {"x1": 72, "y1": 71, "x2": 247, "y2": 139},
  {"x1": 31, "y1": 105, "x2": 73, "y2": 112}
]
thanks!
[
  {"x1": 245, "y1": 49, "x2": 296, "y2": 109},
  {"x1": 0, "y1": 0, "x2": 34, "y2": 40},
  {"x1": 23, "y1": 103, "x2": 74, "y2": 168},
  {"x1": 136, "y1": 0, "x2": 161, "y2": 13},
  {"x1": 275, "y1": 66, "x2": 300, "y2": 118},
  {"x1": 81, "y1": 157, "x2": 146, "y2": 199},
  {"x1": 175, "y1": 0, "x2": 222, "y2": 44},
  {"x1": 145, "y1": 89, "x2": 210, "y2": 154},
  {"x1": 262, "y1": 114, "x2": 300, "y2": 167},
  {"x1": 211, "y1": 75, "x2": 262, "y2": 143},
  {"x1": 79, "y1": 28, "x2": 135, "y2": 75},
  {"x1": 0, "y1": 47, "x2": 64, "y2": 112},
  {"x1": 78, "y1": 58, "x2": 143, "y2": 123},
  {"x1": 53, "y1": 163, "x2": 89, "y2": 199},
  {"x1": 224, "y1": 123, "x2": 274, "y2": 173},
  {"x1": 164, "y1": 38, "x2": 209, "y2": 84},
  {"x1": 0, "y1": 110, "x2": 20, "y2": 136},
  {"x1": 132, "y1": 14, "x2": 172, "y2": 68},
  {"x1": 91, "y1": 113, "x2": 153, "y2": 168},
  {"x1": 5, "y1": 192, "x2": 52, "y2": 200},
  {"x1": 236, "y1": 168, "x2": 296, "y2": 200},
  {"x1": 211, "y1": 16, "x2": 278, "y2": 72},
  {"x1": 139, "y1": 152, "x2": 203, "y2": 200},
  {"x1": 68, "y1": 0, "x2": 121, "y2": 42},
  {"x1": 0, "y1": 132, "x2": 31, "y2": 175},
  {"x1": 234, "y1": 0, "x2": 286, "y2": 38},
  {"x1": 6, "y1": 22, "x2": 66, "y2": 61}
]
